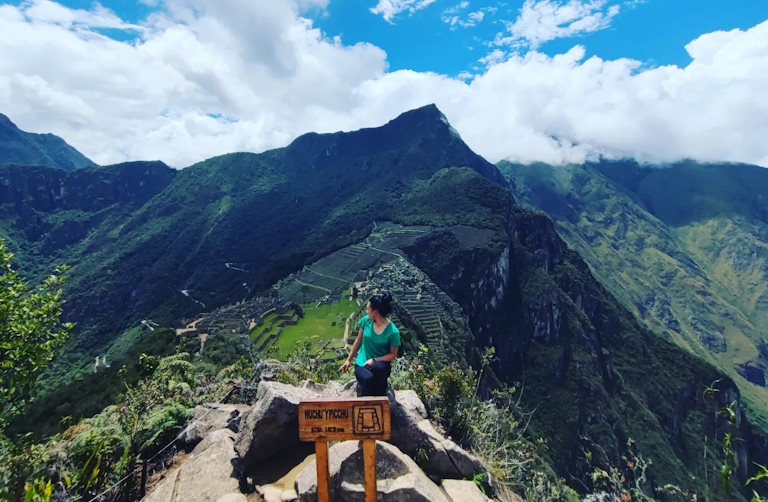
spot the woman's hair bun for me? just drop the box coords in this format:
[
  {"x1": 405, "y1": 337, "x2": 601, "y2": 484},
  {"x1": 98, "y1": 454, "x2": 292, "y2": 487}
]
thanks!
[{"x1": 370, "y1": 291, "x2": 393, "y2": 317}]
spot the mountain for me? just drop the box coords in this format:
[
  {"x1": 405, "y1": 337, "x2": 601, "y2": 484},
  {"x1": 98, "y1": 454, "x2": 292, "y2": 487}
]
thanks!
[
  {"x1": 2, "y1": 108, "x2": 766, "y2": 498},
  {"x1": 499, "y1": 160, "x2": 768, "y2": 428},
  {"x1": 0, "y1": 113, "x2": 95, "y2": 170},
  {"x1": 0, "y1": 104, "x2": 504, "y2": 381}
]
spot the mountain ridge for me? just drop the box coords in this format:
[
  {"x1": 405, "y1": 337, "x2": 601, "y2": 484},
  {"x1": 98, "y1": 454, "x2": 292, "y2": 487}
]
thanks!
[
  {"x1": 3, "y1": 109, "x2": 767, "y2": 498},
  {"x1": 0, "y1": 104, "x2": 511, "y2": 385},
  {"x1": 500, "y1": 159, "x2": 768, "y2": 430},
  {"x1": 0, "y1": 112, "x2": 96, "y2": 170}
]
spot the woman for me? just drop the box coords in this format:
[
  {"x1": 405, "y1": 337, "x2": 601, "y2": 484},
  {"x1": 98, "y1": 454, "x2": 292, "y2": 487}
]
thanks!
[{"x1": 340, "y1": 292, "x2": 400, "y2": 396}]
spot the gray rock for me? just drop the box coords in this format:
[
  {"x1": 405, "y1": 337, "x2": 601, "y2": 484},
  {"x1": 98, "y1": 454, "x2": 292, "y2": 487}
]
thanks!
[
  {"x1": 233, "y1": 382, "x2": 483, "y2": 482},
  {"x1": 235, "y1": 381, "x2": 318, "y2": 469},
  {"x1": 432, "y1": 437, "x2": 485, "y2": 479},
  {"x1": 145, "y1": 429, "x2": 242, "y2": 502},
  {"x1": 301, "y1": 379, "x2": 358, "y2": 398},
  {"x1": 259, "y1": 485, "x2": 284, "y2": 502},
  {"x1": 216, "y1": 494, "x2": 248, "y2": 502},
  {"x1": 441, "y1": 479, "x2": 489, "y2": 501},
  {"x1": 180, "y1": 403, "x2": 250, "y2": 448},
  {"x1": 294, "y1": 440, "x2": 448, "y2": 501},
  {"x1": 393, "y1": 390, "x2": 427, "y2": 419},
  {"x1": 390, "y1": 391, "x2": 485, "y2": 479}
]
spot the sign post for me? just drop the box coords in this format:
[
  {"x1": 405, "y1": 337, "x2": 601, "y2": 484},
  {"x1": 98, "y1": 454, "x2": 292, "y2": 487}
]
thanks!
[{"x1": 299, "y1": 397, "x2": 390, "y2": 502}]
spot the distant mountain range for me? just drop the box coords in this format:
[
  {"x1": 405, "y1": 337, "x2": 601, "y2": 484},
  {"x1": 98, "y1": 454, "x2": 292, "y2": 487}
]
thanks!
[
  {"x1": 0, "y1": 113, "x2": 95, "y2": 170},
  {"x1": 1, "y1": 108, "x2": 766, "y2": 498},
  {"x1": 501, "y1": 160, "x2": 768, "y2": 428}
]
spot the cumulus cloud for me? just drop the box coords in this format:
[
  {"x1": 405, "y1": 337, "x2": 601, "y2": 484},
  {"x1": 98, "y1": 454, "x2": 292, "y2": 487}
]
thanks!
[
  {"x1": 1, "y1": 1, "x2": 767, "y2": 168},
  {"x1": 370, "y1": 0, "x2": 436, "y2": 23},
  {"x1": 0, "y1": 0, "x2": 387, "y2": 166},
  {"x1": 498, "y1": 0, "x2": 621, "y2": 49}
]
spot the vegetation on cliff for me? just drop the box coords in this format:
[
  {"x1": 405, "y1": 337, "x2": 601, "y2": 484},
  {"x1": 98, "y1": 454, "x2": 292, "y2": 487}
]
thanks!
[
  {"x1": 0, "y1": 113, "x2": 95, "y2": 171},
  {"x1": 499, "y1": 160, "x2": 768, "y2": 430}
]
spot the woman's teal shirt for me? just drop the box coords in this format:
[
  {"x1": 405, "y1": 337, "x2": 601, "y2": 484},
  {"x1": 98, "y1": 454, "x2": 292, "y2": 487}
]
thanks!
[{"x1": 355, "y1": 314, "x2": 400, "y2": 366}]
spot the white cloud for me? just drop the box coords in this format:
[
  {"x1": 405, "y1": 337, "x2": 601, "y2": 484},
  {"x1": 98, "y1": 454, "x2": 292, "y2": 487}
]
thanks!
[
  {"x1": 370, "y1": 0, "x2": 436, "y2": 23},
  {"x1": 442, "y1": 2, "x2": 488, "y2": 29},
  {"x1": 22, "y1": 0, "x2": 142, "y2": 32},
  {"x1": 297, "y1": 0, "x2": 330, "y2": 9},
  {"x1": 1, "y1": 1, "x2": 767, "y2": 169},
  {"x1": 468, "y1": 11, "x2": 484, "y2": 23},
  {"x1": 478, "y1": 48, "x2": 506, "y2": 66},
  {"x1": 499, "y1": 0, "x2": 620, "y2": 49},
  {"x1": 0, "y1": 0, "x2": 387, "y2": 166}
]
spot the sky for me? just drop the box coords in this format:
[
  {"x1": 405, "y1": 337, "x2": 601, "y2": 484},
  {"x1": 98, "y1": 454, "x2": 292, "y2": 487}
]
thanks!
[{"x1": 1, "y1": 0, "x2": 767, "y2": 168}]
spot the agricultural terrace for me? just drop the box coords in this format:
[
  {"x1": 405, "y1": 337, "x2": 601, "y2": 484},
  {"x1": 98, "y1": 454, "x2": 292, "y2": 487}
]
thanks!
[
  {"x1": 272, "y1": 293, "x2": 360, "y2": 360},
  {"x1": 267, "y1": 224, "x2": 437, "y2": 359},
  {"x1": 249, "y1": 305, "x2": 300, "y2": 353}
]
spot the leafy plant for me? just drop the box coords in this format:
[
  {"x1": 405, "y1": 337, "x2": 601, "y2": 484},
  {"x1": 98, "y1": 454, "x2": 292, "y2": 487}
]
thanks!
[
  {"x1": 0, "y1": 238, "x2": 72, "y2": 499},
  {"x1": 0, "y1": 239, "x2": 72, "y2": 427},
  {"x1": 23, "y1": 478, "x2": 52, "y2": 502},
  {"x1": 392, "y1": 346, "x2": 577, "y2": 500},
  {"x1": 747, "y1": 463, "x2": 768, "y2": 502},
  {"x1": 719, "y1": 402, "x2": 739, "y2": 496}
]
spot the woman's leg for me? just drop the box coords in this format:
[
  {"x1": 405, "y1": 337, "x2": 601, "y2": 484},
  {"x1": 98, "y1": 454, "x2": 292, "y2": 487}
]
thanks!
[
  {"x1": 369, "y1": 361, "x2": 391, "y2": 395},
  {"x1": 355, "y1": 364, "x2": 375, "y2": 396}
]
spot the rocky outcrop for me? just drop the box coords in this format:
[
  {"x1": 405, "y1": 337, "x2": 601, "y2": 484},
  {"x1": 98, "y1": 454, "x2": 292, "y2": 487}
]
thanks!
[
  {"x1": 180, "y1": 403, "x2": 250, "y2": 449},
  {"x1": 145, "y1": 429, "x2": 241, "y2": 502},
  {"x1": 234, "y1": 380, "x2": 484, "y2": 480},
  {"x1": 145, "y1": 380, "x2": 489, "y2": 501},
  {"x1": 389, "y1": 390, "x2": 485, "y2": 479},
  {"x1": 235, "y1": 380, "x2": 356, "y2": 470},
  {"x1": 441, "y1": 479, "x2": 491, "y2": 501},
  {"x1": 402, "y1": 199, "x2": 766, "y2": 496},
  {"x1": 736, "y1": 361, "x2": 767, "y2": 387},
  {"x1": 294, "y1": 440, "x2": 449, "y2": 502}
]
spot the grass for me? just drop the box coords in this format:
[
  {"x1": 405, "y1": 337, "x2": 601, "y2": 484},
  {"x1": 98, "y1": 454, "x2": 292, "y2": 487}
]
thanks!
[
  {"x1": 273, "y1": 295, "x2": 359, "y2": 358},
  {"x1": 249, "y1": 311, "x2": 280, "y2": 341}
]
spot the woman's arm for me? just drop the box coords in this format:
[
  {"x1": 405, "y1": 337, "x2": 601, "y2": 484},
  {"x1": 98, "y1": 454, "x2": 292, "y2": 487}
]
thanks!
[
  {"x1": 340, "y1": 329, "x2": 363, "y2": 372},
  {"x1": 381, "y1": 345, "x2": 399, "y2": 362},
  {"x1": 366, "y1": 345, "x2": 398, "y2": 365}
]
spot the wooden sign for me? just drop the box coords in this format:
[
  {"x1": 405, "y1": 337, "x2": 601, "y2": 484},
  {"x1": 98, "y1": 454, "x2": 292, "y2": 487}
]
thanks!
[
  {"x1": 299, "y1": 397, "x2": 390, "y2": 441},
  {"x1": 299, "y1": 397, "x2": 390, "y2": 502}
]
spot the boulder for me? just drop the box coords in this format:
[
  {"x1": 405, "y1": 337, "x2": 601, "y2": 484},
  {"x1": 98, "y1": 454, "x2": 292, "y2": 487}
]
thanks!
[
  {"x1": 390, "y1": 390, "x2": 485, "y2": 479},
  {"x1": 235, "y1": 381, "x2": 318, "y2": 469},
  {"x1": 294, "y1": 440, "x2": 448, "y2": 501},
  {"x1": 441, "y1": 479, "x2": 489, "y2": 501},
  {"x1": 145, "y1": 429, "x2": 242, "y2": 502},
  {"x1": 180, "y1": 403, "x2": 250, "y2": 448},
  {"x1": 234, "y1": 381, "x2": 484, "y2": 482}
]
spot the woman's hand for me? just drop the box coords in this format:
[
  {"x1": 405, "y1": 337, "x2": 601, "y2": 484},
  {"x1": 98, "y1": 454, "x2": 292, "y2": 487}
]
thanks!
[
  {"x1": 364, "y1": 358, "x2": 375, "y2": 368},
  {"x1": 339, "y1": 359, "x2": 351, "y2": 372}
]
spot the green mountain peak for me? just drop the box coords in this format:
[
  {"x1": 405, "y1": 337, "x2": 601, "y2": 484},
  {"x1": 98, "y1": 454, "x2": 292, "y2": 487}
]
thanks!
[{"x1": 0, "y1": 112, "x2": 96, "y2": 170}]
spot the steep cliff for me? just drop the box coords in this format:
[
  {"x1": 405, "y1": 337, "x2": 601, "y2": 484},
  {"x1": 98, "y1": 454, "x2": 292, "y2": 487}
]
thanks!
[{"x1": 404, "y1": 192, "x2": 764, "y2": 497}]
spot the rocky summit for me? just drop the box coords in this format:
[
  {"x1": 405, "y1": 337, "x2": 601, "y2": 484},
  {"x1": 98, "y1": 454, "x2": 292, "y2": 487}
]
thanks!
[{"x1": 144, "y1": 379, "x2": 497, "y2": 502}]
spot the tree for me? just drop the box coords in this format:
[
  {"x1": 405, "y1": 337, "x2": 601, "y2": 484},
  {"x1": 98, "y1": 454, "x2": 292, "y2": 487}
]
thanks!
[{"x1": 0, "y1": 238, "x2": 72, "y2": 430}]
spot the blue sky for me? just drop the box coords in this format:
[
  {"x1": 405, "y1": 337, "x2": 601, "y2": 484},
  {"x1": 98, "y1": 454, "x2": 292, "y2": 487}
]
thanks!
[
  {"x1": 313, "y1": 1, "x2": 768, "y2": 76},
  {"x1": 14, "y1": 0, "x2": 768, "y2": 76},
  {"x1": 1, "y1": 0, "x2": 767, "y2": 167}
]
